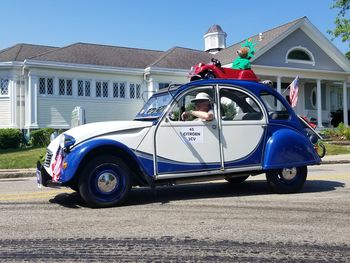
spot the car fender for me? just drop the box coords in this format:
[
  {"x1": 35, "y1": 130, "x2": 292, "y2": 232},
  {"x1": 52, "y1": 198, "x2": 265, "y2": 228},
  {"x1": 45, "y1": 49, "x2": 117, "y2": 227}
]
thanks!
[
  {"x1": 60, "y1": 138, "x2": 152, "y2": 185},
  {"x1": 263, "y1": 128, "x2": 321, "y2": 169}
]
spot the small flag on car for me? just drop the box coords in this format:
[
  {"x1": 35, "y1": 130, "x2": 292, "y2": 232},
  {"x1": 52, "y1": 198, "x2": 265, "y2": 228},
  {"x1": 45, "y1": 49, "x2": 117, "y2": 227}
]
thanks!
[{"x1": 289, "y1": 76, "x2": 299, "y2": 108}]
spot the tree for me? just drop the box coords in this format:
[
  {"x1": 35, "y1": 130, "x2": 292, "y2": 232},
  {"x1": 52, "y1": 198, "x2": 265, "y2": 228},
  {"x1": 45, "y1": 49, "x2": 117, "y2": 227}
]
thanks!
[{"x1": 328, "y1": 0, "x2": 350, "y2": 58}]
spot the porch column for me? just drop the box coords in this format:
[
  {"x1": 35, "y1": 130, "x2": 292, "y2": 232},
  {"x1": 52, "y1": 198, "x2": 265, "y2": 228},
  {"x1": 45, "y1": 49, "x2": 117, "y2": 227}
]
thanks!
[
  {"x1": 10, "y1": 78, "x2": 16, "y2": 127},
  {"x1": 28, "y1": 73, "x2": 39, "y2": 128},
  {"x1": 316, "y1": 79, "x2": 323, "y2": 128},
  {"x1": 277, "y1": 76, "x2": 282, "y2": 110},
  {"x1": 343, "y1": 81, "x2": 348, "y2": 126}
]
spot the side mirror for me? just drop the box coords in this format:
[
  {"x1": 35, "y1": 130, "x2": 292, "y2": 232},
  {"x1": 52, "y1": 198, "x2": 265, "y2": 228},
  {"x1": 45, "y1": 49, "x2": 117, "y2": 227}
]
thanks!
[{"x1": 168, "y1": 112, "x2": 177, "y2": 121}]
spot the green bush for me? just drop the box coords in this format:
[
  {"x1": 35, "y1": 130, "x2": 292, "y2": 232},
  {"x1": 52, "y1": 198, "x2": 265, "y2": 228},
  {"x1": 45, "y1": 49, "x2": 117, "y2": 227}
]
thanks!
[
  {"x1": 30, "y1": 128, "x2": 55, "y2": 147},
  {"x1": 0, "y1": 129, "x2": 22, "y2": 149},
  {"x1": 322, "y1": 123, "x2": 350, "y2": 140}
]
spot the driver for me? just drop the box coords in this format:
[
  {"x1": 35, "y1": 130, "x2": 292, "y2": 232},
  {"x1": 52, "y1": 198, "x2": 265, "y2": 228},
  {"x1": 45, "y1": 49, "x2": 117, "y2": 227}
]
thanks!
[{"x1": 181, "y1": 92, "x2": 214, "y2": 121}]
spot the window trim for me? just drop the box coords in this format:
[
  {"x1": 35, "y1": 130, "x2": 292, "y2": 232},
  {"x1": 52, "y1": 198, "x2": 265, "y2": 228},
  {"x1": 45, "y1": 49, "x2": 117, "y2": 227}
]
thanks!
[{"x1": 285, "y1": 46, "x2": 315, "y2": 66}]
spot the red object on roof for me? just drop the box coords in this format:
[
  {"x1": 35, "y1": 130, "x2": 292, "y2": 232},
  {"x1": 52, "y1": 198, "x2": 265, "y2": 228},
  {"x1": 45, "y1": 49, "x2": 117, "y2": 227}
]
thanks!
[
  {"x1": 214, "y1": 67, "x2": 259, "y2": 81},
  {"x1": 189, "y1": 59, "x2": 259, "y2": 81}
]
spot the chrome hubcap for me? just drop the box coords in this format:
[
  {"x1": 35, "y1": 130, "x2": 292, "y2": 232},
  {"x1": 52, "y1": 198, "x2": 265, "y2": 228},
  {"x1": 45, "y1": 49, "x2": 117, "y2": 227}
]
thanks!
[
  {"x1": 281, "y1": 167, "x2": 297, "y2": 181},
  {"x1": 97, "y1": 172, "x2": 118, "y2": 193}
]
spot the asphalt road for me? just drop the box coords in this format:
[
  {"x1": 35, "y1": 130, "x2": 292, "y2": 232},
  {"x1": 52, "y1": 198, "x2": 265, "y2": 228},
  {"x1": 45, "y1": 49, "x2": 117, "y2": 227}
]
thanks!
[{"x1": 0, "y1": 164, "x2": 349, "y2": 262}]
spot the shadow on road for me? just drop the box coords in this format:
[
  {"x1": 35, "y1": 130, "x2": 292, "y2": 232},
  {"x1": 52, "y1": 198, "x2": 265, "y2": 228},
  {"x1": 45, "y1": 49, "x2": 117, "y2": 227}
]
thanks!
[{"x1": 49, "y1": 179, "x2": 345, "y2": 208}]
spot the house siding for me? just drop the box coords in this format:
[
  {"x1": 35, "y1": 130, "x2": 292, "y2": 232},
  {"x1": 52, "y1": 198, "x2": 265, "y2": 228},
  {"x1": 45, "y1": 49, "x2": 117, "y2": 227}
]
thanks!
[
  {"x1": 37, "y1": 97, "x2": 143, "y2": 128},
  {"x1": 0, "y1": 99, "x2": 10, "y2": 126},
  {"x1": 254, "y1": 29, "x2": 344, "y2": 72}
]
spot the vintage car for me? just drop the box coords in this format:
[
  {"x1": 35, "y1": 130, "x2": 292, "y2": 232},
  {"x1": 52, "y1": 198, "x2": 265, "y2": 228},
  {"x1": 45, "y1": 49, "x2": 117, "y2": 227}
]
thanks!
[{"x1": 37, "y1": 78, "x2": 322, "y2": 208}]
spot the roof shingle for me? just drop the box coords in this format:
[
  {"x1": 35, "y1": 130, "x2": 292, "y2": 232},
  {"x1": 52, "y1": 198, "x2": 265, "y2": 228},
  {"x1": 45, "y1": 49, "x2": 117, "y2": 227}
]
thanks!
[
  {"x1": 0, "y1": 44, "x2": 58, "y2": 62},
  {"x1": 32, "y1": 43, "x2": 164, "y2": 68}
]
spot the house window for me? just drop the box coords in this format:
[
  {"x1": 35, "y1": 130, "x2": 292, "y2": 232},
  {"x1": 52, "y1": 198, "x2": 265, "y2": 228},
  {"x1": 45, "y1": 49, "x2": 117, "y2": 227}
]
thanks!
[
  {"x1": 78, "y1": 80, "x2": 91, "y2": 97},
  {"x1": 286, "y1": 46, "x2": 315, "y2": 66},
  {"x1": 103, "y1": 82, "x2": 109, "y2": 97},
  {"x1": 78, "y1": 80, "x2": 84, "y2": 96},
  {"x1": 288, "y1": 50, "x2": 311, "y2": 61},
  {"x1": 129, "y1": 83, "x2": 141, "y2": 99},
  {"x1": 85, "y1": 81, "x2": 91, "y2": 97},
  {"x1": 39, "y1": 77, "x2": 53, "y2": 95},
  {"x1": 112, "y1": 82, "x2": 127, "y2": 98},
  {"x1": 66, "y1": 80, "x2": 72, "y2": 96},
  {"x1": 47, "y1": 78, "x2": 53, "y2": 95},
  {"x1": 130, "y1": 83, "x2": 135, "y2": 99},
  {"x1": 59, "y1": 78, "x2": 73, "y2": 96},
  {"x1": 120, "y1": 82, "x2": 126, "y2": 98},
  {"x1": 113, "y1": 82, "x2": 119, "y2": 98},
  {"x1": 96, "y1": 82, "x2": 102, "y2": 97},
  {"x1": 0, "y1": 78, "x2": 9, "y2": 96},
  {"x1": 39, "y1": 78, "x2": 46, "y2": 94},
  {"x1": 136, "y1": 84, "x2": 141, "y2": 99}
]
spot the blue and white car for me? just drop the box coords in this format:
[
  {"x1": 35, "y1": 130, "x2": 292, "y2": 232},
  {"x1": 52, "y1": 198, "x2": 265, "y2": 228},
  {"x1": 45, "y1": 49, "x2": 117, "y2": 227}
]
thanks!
[{"x1": 38, "y1": 79, "x2": 321, "y2": 208}]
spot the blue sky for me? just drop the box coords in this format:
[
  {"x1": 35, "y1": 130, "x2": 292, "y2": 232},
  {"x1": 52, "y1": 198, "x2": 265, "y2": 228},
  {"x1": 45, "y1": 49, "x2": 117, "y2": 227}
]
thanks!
[{"x1": 1, "y1": 0, "x2": 348, "y2": 55}]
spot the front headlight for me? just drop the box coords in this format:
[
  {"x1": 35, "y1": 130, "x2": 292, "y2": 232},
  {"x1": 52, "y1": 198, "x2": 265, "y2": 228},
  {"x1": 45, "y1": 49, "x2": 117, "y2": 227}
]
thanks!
[{"x1": 59, "y1": 134, "x2": 76, "y2": 150}]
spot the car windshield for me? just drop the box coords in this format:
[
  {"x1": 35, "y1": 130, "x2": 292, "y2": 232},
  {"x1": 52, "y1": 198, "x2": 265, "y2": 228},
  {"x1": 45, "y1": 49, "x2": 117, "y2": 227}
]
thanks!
[{"x1": 135, "y1": 92, "x2": 174, "y2": 119}]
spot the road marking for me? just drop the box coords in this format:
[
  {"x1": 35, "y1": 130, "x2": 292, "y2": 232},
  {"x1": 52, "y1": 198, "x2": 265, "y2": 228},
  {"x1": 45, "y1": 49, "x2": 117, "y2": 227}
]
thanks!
[{"x1": 0, "y1": 190, "x2": 74, "y2": 201}]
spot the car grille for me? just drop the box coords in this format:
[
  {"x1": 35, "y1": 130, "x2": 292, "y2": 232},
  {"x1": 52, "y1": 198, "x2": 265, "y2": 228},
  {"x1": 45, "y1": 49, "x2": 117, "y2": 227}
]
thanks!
[{"x1": 44, "y1": 149, "x2": 53, "y2": 167}]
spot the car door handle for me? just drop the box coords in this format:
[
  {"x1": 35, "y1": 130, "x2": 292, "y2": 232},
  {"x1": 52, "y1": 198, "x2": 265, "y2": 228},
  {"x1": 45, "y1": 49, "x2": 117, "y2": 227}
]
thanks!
[{"x1": 212, "y1": 124, "x2": 217, "y2": 129}]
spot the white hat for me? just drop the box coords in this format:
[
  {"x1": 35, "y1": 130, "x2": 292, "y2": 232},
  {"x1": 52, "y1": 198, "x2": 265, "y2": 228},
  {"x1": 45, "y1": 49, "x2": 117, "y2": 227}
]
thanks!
[{"x1": 191, "y1": 92, "x2": 211, "y2": 103}]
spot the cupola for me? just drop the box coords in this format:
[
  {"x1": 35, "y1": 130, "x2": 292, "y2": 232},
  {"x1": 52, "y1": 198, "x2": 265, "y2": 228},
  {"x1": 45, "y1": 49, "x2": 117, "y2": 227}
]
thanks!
[{"x1": 203, "y1": 24, "x2": 227, "y2": 54}]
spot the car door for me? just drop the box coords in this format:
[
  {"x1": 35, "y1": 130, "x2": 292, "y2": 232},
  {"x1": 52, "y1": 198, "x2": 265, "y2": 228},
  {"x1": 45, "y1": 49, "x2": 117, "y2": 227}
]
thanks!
[
  {"x1": 155, "y1": 86, "x2": 222, "y2": 177},
  {"x1": 218, "y1": 86, "x2": 267, "y2": 170}
]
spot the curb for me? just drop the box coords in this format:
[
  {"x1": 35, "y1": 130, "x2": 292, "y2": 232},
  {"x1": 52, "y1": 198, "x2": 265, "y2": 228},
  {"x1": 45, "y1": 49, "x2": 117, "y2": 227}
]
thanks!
[
  {"x1": 0, "y1": 158, "x2": 349, "y2": 179},
  {"x1": 0, "y1": 169, "x2": 36, "y2": 179},
  {"x1": 321, "y1": 160, "x2": 350, "y2": 165}
]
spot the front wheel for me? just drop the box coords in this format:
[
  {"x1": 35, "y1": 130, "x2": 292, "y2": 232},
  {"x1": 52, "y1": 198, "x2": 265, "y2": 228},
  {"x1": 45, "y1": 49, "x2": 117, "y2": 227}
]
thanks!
[
  {"x1": 79, "y1": 155, "x2": 131, "y2": 208},
  {"x1": 266, "y1": 166, "x2": 307, "y2": 194}
]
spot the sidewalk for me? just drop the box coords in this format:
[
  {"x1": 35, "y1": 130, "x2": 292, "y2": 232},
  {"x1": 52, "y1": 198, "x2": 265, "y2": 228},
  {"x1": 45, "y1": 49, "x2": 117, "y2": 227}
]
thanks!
[{"x1": 0, "y1": 154, "x2": 349, "y2": 179}]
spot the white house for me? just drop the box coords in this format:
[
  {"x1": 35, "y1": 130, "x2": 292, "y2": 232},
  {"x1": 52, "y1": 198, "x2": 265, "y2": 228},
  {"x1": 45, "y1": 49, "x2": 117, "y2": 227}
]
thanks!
[{"x1": 0, "y1": 16, "x2": 349, "y2": 133}]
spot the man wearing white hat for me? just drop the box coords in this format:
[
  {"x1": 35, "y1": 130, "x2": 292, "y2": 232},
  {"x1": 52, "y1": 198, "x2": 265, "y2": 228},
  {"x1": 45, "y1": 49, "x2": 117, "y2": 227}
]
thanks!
[{"x1": 181, "y1": 92, "x2": 214, "y2": 121}]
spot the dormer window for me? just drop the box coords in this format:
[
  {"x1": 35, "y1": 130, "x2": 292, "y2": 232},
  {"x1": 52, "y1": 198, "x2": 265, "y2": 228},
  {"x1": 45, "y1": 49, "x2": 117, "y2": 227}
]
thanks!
[{"x1": 286, "y1": 46, "x2": 315, "y2": 66}]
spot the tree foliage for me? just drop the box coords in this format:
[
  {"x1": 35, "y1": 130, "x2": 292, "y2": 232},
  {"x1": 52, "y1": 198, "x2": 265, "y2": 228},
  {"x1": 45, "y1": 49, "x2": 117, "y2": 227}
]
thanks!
[{"x1": 328, "y1": 0, "x2": 350, "y2": 58}]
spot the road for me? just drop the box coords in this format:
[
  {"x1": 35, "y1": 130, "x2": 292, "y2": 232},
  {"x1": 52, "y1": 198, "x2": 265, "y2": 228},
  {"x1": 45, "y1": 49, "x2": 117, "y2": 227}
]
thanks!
[{"x1": 0, "y1": 164, "x2": 349, "y2": 262}]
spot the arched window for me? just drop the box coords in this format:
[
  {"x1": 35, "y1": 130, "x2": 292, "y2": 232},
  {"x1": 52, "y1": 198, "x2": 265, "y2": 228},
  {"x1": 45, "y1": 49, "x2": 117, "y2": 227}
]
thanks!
[{"x1": 286, "y1": 46, "x2": 315, "y2": 66}]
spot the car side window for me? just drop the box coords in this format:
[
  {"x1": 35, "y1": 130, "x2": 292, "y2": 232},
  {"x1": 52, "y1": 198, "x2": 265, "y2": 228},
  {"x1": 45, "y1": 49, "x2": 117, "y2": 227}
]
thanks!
[
  {"x1": 260, "y1": 91, "x2": 290, "y2": 120},
  {"x1": 220, "y1": 88, "x2": 262, "y2": 121},
  {"x1": 168, "y1": 87, "x2": 215, "y2": 122}
]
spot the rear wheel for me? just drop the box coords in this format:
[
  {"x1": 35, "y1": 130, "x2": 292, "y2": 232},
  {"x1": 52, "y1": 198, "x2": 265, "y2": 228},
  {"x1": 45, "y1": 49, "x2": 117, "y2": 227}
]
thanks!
[
  {"x1": 204, "y1": 71, "x2": 215, "y2": 79},
  {"x1": 266, "y1": 166, "x2": 307, "y2": 194},
  {"x1": 79, "y1": 155, "x2": 131, "y2": 208}
]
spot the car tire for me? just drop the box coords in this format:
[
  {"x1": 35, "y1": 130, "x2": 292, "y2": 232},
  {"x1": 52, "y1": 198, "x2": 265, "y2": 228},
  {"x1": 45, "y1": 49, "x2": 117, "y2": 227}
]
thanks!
[
  {"x1": 79, "y1": 155, "x2": 131, "y2": 208},
  {"x1": 266, "y1": 166, "x2": 307, "y2": 194},
  {"x1": 204, "y1": 71, "x2": 215, "y2": 79},
  {"x1": 225, "y1": 175, "x2": 249, "y2": 184}
]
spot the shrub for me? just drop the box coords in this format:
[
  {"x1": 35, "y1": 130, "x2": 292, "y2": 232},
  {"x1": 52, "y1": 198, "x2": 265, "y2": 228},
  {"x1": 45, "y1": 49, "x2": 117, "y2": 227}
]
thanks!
[
  {"x1": 322, "y1": 123, "x2": 350, "y2": 140},
  {"x1": 0, "y1": 129, "x2": 22, "y2": 149},
  {"x1": 30, "y1": 128, "x2": 55, "y2": 147}
]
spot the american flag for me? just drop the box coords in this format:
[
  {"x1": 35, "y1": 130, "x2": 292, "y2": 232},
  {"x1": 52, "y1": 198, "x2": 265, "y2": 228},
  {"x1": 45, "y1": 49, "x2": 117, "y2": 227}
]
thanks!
[
  {"x1": 51, "y1": 149, "x2": 63, "y2": 182},
  {"x1": 289, "y1": 76, "x2": 299, "y2": 108}
]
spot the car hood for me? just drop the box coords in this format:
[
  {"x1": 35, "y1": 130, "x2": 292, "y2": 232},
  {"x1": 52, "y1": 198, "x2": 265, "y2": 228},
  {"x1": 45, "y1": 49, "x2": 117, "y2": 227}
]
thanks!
[{"x1": 49, "y1": 120, "x2": 153, "y2": 150}]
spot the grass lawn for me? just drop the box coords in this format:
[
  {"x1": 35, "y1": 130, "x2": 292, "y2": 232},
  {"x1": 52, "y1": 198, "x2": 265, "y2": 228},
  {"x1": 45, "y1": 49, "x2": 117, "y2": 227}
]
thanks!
[
  {"x1": 0, "y1": 143, "x2": 349, "y2": 169},
  {"x1": 325, "y1": 142, "x2": 350, "y2": 155},
  {"x1": 0, "y1": 147, "x2": 46, "y2": 169}
]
